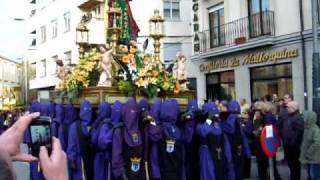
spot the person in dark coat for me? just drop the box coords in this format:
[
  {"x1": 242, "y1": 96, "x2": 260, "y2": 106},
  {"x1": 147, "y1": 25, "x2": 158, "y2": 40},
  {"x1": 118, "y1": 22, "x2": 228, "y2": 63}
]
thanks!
[
  {"x1": 91, "y1": 101, "x2": 112, "y2": 180},
  {"x1": 197, "y1": 102, "x2": 232, "y2": 180},
  {"x1": 281, "y1": 101, "x2": 304, "y2": 180},
  {"x1": 221, "y1": 100, "x2": 251, "y2": 180},
  {"x1": 156, "y1": 99, "x2": 194, "y2": 180},
  {"x1": 67, "y1": 100, "x2": 93, "y2": 180},
  {"x1": 252, "y1": 102, "x2": 281, "y2": 180},
  {"x1": 239, "y1": 109, "x2": 254, "y2": 179},
  {"x1": 112, "y1": 98, "x2": 161, "y2": 180}
]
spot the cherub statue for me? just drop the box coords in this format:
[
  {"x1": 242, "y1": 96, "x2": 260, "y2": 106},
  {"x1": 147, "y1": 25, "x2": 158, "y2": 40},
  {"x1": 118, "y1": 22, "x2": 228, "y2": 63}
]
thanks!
[
  {"x1": 55, "y1": 59, "x2": 68, "y2": 90},
  {"x1": 97, "y1": 44, "x2": 113, "y2": 87},
  {"x1": 174, "y1": 52, "x2": 188, "y2": 81}
]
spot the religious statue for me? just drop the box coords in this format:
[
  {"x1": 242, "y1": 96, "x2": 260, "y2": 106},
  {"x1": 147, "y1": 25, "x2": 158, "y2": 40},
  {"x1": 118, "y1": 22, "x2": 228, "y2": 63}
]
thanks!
[
  {"x1": 55, "y1": 59, "x2": 68, "y2": 90},
  {"x1": 97, "y1": 45, "x2": 113, "y2": 87},
  {"x1": 174, "y1": 52, "x2": 188, "y2": 82}
]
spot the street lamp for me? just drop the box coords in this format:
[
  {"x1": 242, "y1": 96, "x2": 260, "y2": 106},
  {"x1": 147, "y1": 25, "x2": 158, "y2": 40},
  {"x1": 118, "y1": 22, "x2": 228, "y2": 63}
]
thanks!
[
  {"x1": 76, "y1": 21, "x2": 89, "y2": 59},
  {"x1": 149, "y1": 9, "x2": 164, "y2": 63}
]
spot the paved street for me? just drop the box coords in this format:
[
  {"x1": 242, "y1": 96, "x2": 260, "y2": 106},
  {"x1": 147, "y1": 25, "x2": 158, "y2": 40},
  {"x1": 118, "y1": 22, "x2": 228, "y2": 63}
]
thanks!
[{"x1": 14, "y1": 144, "x2": 306, "y2": 180}]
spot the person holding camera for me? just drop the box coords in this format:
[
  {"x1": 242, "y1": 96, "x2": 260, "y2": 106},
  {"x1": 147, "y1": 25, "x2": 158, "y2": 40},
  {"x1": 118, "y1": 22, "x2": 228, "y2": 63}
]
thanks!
[{"x1": 0, "y1": 112, "x2": 68, "y2": 180}]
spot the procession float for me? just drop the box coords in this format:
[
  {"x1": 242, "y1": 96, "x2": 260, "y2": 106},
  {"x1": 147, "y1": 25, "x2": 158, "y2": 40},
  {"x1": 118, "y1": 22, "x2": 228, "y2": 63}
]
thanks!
[{"x1": 51, "y1": 0, "x2": 195, "y2": 109}]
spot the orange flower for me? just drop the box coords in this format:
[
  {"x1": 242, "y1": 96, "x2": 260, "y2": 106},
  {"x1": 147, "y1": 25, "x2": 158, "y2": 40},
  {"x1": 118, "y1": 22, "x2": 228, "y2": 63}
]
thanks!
[
  {"x1": 122, "y1": 55, "x2": 129, "y2": 63},
  {"x1": 128, "y1": 53, "x2": 134, "y2": 60},
  {"x1": 174, "y1": 81, "x2": 181, "y2": 94},
  {"x1": 130, "y1": 47, "x2": 137, "y2": 54},
  {"x1": 153, "y1": 70, "x2": 159, "y2": 77}
]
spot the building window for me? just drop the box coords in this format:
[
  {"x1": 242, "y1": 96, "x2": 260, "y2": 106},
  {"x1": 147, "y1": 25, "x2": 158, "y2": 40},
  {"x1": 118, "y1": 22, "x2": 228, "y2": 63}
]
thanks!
[
  {"x1": 52, "y1": 55, "x2": 58, "y2": 75},
  {"x1": 51, "y1": 19, "x2": 58, "y2": 38},
  {"x1": 64, "y1": 12, "x2": 71, "y2": 32},
  {"x1": 163, "y1": 43, "x2": 181, "y2": 63},
  {"x1": 30, "y1": 62, "x2": 36, "y2": 79},
  {"x1": 206, "y1": 71, "x2": 235, "y2": 101},
  {"x1": 163, "y1": 0, "x2": 180, "y2": 20},
  {"x1": 93, "y1": 5, "x2": 103, "y2": 18},
  {"x1": 40, "y1": 25, "x2": 46, "y2": 43},
  {"x1": 39, "y1": 59, "x2": 46, "y2": 77},
  {"x1": 248, "y1": 0, "x2": 271, "y2": 38},
  {"x1": 64, "y1": 51, "x2": 72, "y2": 65},
  {"x1": 250, "y1": 63, "x2": 292, "y2": 101},
  {"x1": 208, "y1": 4, "x2": 225, "y2": 48}
]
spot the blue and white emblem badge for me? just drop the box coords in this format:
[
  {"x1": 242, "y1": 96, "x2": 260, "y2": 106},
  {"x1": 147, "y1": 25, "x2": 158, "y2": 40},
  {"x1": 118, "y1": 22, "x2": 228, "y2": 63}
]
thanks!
[
  {"x1": 132, "y1": 133, "x2": 139, "y2": 144},
  {"x1": 130, "y1": 157, "x2": 141, "y2": 172},
  {"x1": 166, "y1": 139, "x2": 176, "y2": 153}
]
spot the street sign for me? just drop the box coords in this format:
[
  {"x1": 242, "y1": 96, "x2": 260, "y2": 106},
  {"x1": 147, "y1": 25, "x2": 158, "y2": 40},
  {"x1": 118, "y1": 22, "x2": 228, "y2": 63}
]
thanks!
[{"x1": 260, "y1": 125, "x2": 280, "y2": 157}]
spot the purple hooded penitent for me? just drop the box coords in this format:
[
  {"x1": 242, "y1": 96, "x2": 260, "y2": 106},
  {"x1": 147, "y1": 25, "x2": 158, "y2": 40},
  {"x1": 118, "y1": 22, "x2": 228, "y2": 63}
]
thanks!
[
  {"x1": 91, "y1": 101, "x2": 111, "y2": 180},
  {"x1": 57, "y1": 104, "x2": 76, "y2": 151},
  {"x1": 138, "y1": 98, "x2": 150, "y2": 112},
  {"x1": 52, "y1": 104, "x2": 64, "y2": 137},
  {"x1": 196, "y1": 102, "x2": 232, "y2": 180},
  {"x1": 222, "y1": 100, "x2": 251, "y2": 180},
  {"x1": 156, "y1": 99, "x2": 194, "y2": 180},
  {"x1": 112, "y1": 98, "x2": 142, "y2": 178},
  {"x1": 151, "y1": 98, "x2": 162, "y2": 123},
  {"x1": 67, "y1": 100, "x2": 93, "y2": 180}
]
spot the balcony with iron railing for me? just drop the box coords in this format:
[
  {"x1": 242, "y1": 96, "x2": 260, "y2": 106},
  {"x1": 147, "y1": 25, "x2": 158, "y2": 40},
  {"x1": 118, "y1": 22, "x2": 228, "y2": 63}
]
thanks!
[{"x1": 193, "y1": 10, "x2": 275, "y2": 60}]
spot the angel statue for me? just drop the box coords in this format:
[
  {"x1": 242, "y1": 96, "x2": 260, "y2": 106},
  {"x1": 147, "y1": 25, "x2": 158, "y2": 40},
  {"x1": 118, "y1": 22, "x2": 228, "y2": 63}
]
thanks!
[
  {"x1": 97, "y1": 44, "x2": 114, "y2": 87},
  {"x1": 174, "y1": 52, "x2": 188, "y2": 82},
  {"x1": 55, "y1": 59, "x2": 68, "y2": 90}
]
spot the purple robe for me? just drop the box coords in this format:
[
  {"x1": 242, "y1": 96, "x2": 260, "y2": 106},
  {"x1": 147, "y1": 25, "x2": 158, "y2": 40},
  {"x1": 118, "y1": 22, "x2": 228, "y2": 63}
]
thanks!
[
  {"x1": 222, "y1": 101, "x2": 251, "y2": 180},
  {"x1": 67, "y1": 100, "x2": 93, "y2": 180},
  {"x1": 58, "y1": 104, "x2": 76, "y2": 151},
  {"x1": 91, "y1": 102, "x2": 111, "y2": 180},
  {"x1": 197, "y1": 102, "x2": 232, "y2": 180},
  {"x1": 112, "y1": 98, "x2": 141, "y2": 178},
  {"x1": 149, "y1": 98, "x2": 162, "y2": 179},
  {"x1": 52, "y1": 104, "x2": 64, "y2": 138},
  {"x1": 156, "y1": 99, "x2": 194, "y2": 180}
]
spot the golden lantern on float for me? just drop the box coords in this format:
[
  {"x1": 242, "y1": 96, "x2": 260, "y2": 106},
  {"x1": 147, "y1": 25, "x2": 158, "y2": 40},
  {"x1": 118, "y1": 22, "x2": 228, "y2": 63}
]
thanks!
[{"x1": 149, "y1": 9, "x2": 165, "y2": 63}]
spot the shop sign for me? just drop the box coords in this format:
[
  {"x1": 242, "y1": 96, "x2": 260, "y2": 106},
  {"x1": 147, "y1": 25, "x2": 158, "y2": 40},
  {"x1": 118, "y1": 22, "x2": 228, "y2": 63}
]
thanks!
[
  {"x1": 199, "y1": 49, "x2": 299, "y2": 72},
  {"x1": 193, "y1": 0, "x2": 200, "y2": 52}
]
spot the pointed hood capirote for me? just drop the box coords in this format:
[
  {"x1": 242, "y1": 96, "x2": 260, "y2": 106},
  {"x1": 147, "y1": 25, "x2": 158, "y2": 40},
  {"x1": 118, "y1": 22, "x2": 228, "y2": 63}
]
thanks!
[
  {"x1": 64, "y1": 104, "x2": 77, "y2": 124},
  {"x1": 122, "y1": 98, "x2": 142, "y2": 146},
  {"x1": 203, "y1": 102, "x2": 219, "y2": 114},
  {"x1": 55, "y1": 104, "x2": 64, "y2": 123},
  {"x1": 228, "y1": 100, "x2": 241, "y2": 114},
  {"x1": 79, "y1": 100, "x2": 92, "y2": 125},
  {"x1": 187, "y1": 99, "x2": 198, "y2": 112},
  {"x1": 138, "y1": 98, "x2": 150, "y2": 112},
  {"x1": 151, "y1": 98, "x2": 162, "y2": 123},
  {"x1": 160, "y1": 99, "x2": 180, "y2": 123},
  {"x1": 96, "y1": 102, "x2": 111, "y2": 122},
  {"x1": 111, "y1": 100, "x2": 122, "y2": 124}
]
